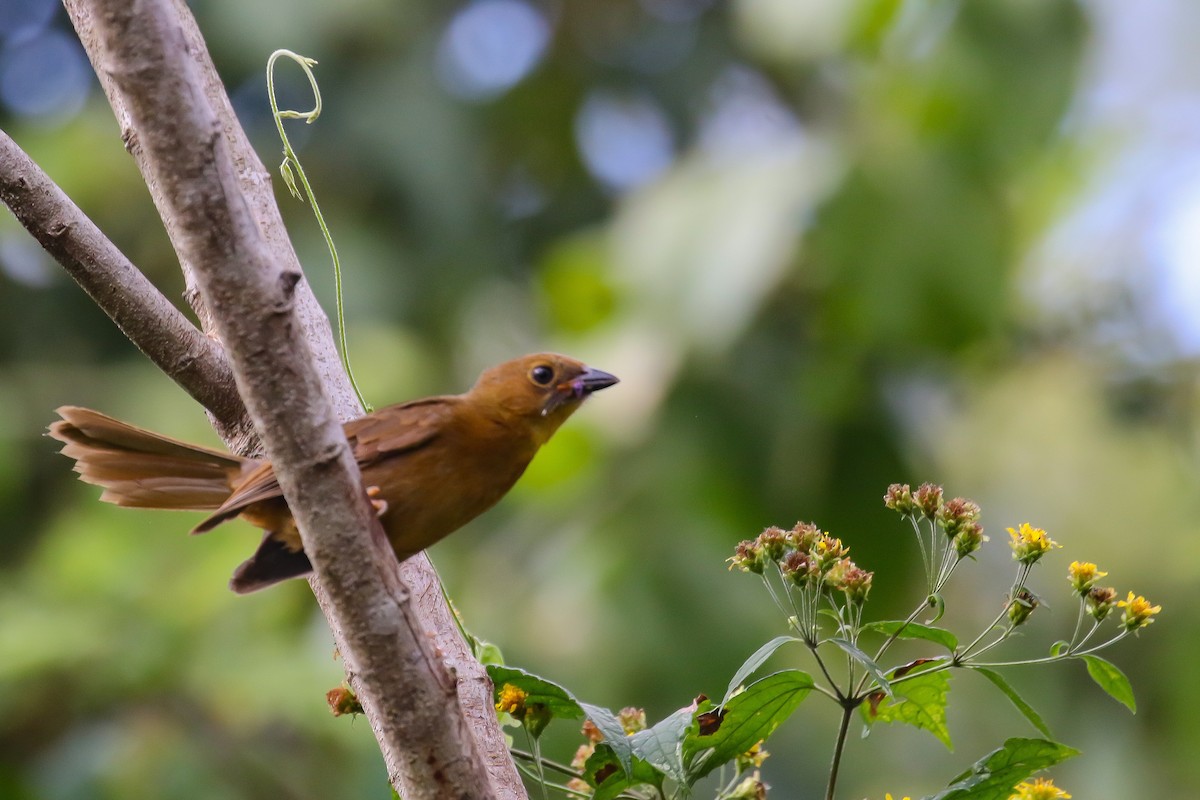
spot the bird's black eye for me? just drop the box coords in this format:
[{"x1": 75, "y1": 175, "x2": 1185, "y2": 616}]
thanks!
[{"x1": 530, "y1": 365, "x2": 555, "y2": 386}]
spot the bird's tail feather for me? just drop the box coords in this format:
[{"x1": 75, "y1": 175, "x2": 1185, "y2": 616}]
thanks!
[
  {"x1": 229, "y1": 533, "x2": 313, "y2": 593},
  {"x1": 48, "y1": 406, "x2": 255, "y2": 511}
]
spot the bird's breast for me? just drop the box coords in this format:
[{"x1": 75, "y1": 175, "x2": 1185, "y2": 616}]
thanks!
[{"x1": 366, "y1": 420, "x2": 539, "y2": 558}]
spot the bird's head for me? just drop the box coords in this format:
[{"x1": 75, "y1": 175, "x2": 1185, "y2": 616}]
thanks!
[{"x1": 470, "y1": 353, "x2": 618, "y2": 442}]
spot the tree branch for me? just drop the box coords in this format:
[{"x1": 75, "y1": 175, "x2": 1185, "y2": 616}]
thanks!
[
  {"x1": 0, "y1": 129, "x2": 250, "y2": 443},
  {"x1": 33, "y1": 0, "x2": 526, "y2": 796}
]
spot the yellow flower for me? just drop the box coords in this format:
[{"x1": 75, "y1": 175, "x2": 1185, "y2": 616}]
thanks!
[
  {"x1": 1067, "y1": 561, "x2": 1107, "y2": 594},
  {"x1": 736, "y1": 740, "x2": 770, "y2": 771},
  {"x1": 1009, "y1": 776, "x2": 1071, "y2": 799},
  {"x1": 884, "y1": 795, "x2": 912, "y2": 800},
  {"x1": 1117, "y1": 591, "x2": 1162, "y2": 631},
  {"x1": 494, "y1": 683, "x2": 528, "y2": 717},
  {"x1": 1007, "y1": 523, "x2": 1061, "y2": 564}
]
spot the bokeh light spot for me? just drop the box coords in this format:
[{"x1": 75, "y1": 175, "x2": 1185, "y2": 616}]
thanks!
[
  {"x1": 0, "y1": 0, "x2": 56, "y2": 39},
  {"x1": 0, "y1": 29, "x2": 90, "y2": 119},
  {"x1": 436, "y1": 0, "x2": 551, "y2": 102},
  {"x1": 574, "y1": 91, "x2": 674, "y2": 192}
]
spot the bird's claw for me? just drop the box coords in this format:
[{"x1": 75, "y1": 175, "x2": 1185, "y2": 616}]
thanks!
[{"x1": 366, "y1": 485, "x2": 389, "y2": 517}]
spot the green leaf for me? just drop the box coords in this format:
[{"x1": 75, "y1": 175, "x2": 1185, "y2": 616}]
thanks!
[
  {"x1": 971, "y1": 668, "x2": 1053, "y2": 738},
  {"x1": 579, "y1": 702, "x2": 633, "y2": 776},
  {"x1": 722, "y1": 635, "x2": 803, "y2": 704},
  {"x1": 683, "y1": 670, "x2": 814, "y2": 782},
  {"x1": 630, "y1": 705, "x2": 694, "y2": 786},
  {"x1": 829, "y1": 637, "x2": 893, "y2": 697},
  {"x1": 487, "y1": 665, "x2": 583, "y2": 738},
  {"x1": 863, "y1": 620, "x2": 959, "y2": 652},
  {"x1": 861, "y1": 668, "x2": 952, "y2": 749},
  {"x1": 927, "y1": 738, "x2": 1080, "y2": 799},
  {"x1": 473, "y1": 640, "x2": 505, "y2": 667},
  {"x1": 1081, "y1": 654, "x2": 1136, "y2": 712},
  {"x1": 585, "y1": 749, "x2": 664, "y2": 800},
  {"x1": 927, "y1": 594, "x2": 946, "y2": 624}
]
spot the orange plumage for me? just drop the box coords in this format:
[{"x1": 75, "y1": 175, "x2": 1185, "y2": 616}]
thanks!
[{"x1": 48, "y1": 353, "x2": 617, "y2": 592}]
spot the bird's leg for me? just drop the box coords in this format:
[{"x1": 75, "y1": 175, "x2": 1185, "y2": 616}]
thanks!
[{"x1": 366, "y1": 485, "x2": 389, "y2": 517}]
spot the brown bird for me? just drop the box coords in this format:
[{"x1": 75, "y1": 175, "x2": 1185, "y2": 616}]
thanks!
[{"x1": 49, "y1": 353, "x2": 617, "y2": 593}]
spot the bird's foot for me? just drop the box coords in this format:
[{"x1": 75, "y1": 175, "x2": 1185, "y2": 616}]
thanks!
[{"x1": 366, "y1": 485, "x2": 389, "y2": 517}]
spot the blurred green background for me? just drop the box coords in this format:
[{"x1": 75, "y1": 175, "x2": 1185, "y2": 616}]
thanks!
[{"x1": 2, "y1": 0, "x2": 1198, "y2": 797}]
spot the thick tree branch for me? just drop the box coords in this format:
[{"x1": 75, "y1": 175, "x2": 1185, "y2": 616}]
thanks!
[
  {"x1": 0, "y1": 129, "x2": 250, "y2": 442},
  {"x1": 40, "y1": 0, "x2": 524, "y2": 796},
  {"x1": 63, "y1": 0, "x2": 360, "y2": 417}
]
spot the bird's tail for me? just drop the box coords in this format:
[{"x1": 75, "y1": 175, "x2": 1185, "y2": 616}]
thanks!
[{"x1": 48, "y1": 406, "x2": 256, "y2": 511}]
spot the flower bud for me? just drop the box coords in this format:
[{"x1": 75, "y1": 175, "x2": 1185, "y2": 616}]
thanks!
[
  {"x1": 757, "y1": 526, "x2": 788, "y2": 561},
  {"x1": 787, "y1": 521, "x2": 822, "y2": 552},
  {"x1": 780, "y1": 550, "x2": 814, "y2": 585},
  {"x1": 1007, "y1": 588, "x2": 1040, "y2": 627},
  {"x1": 618, "y1": 707, "x2": 647, "y2": 735},
  {"x1": 884, "y1": 484, "x2": 916, "y2": 517},
  {"x1": 811, "y1": 535, "x2": 849, "y2": 572},
  {"x1": 1085, "y1": 586, "x2": 1118, "y2": 621},
  {"x1": 727, "y1": 773, "x2": 768, "y2": 799},
  {"x1": 937, "y1": 497, "x2": 982, "y2": 537},
  {"x1": 913, "y1": 483, "x2": 944, "y2": 519},
  {"x1": 831, "y1": 559, "x2": 873, "y2": 605},
  {"x1": 728, "y1": 539, "x2": 766, "y2": 574},
  {"x1": 952, "y1": 521, "x2": 988, "y2": 559}
]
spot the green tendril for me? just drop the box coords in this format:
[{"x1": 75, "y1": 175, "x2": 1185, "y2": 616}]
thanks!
[{"x1": 266, "y1": 49, "x2": 372, "y2": 412}]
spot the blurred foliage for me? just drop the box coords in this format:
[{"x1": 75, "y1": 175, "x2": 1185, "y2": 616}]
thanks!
[{"x1": 2, "y1": 0, "x2": 1198, "y2": 798}]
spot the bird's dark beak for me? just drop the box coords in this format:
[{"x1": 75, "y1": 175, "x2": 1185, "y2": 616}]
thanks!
[
  {"x1": 543, "y1": 365, "x2": 619, "y2": 416},
  {"x1": 576, "y1": 366, "x2": 619, "y2": 395}
]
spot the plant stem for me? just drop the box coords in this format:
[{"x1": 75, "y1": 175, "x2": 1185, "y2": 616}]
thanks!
[
  {"x1": 265, "y1": 49, "x2": 371, "y2": 412},
  {"x1": 825, "y1": 702, "x2": 855, "y2": 800}
]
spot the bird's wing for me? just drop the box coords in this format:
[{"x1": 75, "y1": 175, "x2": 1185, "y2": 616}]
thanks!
[
  {"x1": 190, "y1": 398, "x2": 455, "y2": 534},
  {"x1": 344, "y1": 397, "x2": 455, "y2": 464}
]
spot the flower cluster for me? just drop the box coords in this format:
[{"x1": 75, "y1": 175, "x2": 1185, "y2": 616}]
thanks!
[
  {"x1": 885, "y1": 483, "x2": 988, "y2": 560},
  {"x1": 728, "y1": 521, "x2": 873, "y2": 605},
  {"x1": 1065, "y1": 561, "x2": 1160, "y2": 631}
]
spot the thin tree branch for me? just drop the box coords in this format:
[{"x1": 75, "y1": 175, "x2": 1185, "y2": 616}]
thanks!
[
  {"x1": 50, "y1": 0, "x2": 523, "y2": 796},
  {"x1": 0, "y1": 128, "x2": 250, "y2": 443}
]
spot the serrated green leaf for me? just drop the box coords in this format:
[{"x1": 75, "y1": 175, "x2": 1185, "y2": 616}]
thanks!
[
  {"x1": 579, "y1": 702, "x2": 633, "y2": 777},
  {"x1": 830, "y1": 637, "x2": 893, "y2": 697},
  {"x1": 1081, "y1": 654, "x2": 1136, "y2": 712},
  {"x1": 683, "y1": 670, "x2": 814, "y2": 782},
  {"x1": 630, "y1": 706, "x2": 693, "y2": 785},
  {"x1": 487, "y1": 664, "x2": 583, "y2": 737},
  {"x1": 863, "y1": 620, "x2": 959, "y2": 652},
  {"x1": 971, "y1": 668, "x2": 1052, "y2": 738},
  {"x1": 861, "y1": 669, "x2": 952, "y2": 749},
  {"x1": 722, "y1": 635, "x2": 803, "y2": 704},
  {"x1": 927, "y1": 737, "x2": 1080, "y2": 799}
]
